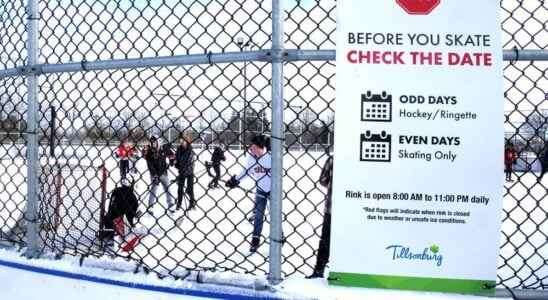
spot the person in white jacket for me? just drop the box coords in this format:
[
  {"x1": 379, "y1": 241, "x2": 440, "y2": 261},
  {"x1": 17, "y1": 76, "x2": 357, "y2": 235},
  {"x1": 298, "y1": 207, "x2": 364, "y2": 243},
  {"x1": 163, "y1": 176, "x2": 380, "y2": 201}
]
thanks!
[{"x1": 226, "y1": 135, "x2": 271, "y2": 253}]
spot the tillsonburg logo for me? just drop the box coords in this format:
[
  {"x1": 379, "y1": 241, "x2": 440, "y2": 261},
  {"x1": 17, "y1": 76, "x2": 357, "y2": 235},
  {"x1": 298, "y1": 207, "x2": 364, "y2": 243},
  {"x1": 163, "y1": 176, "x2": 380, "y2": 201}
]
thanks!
[{"x1": 386, "y1": 244, "x2": 443, "y2": 267}]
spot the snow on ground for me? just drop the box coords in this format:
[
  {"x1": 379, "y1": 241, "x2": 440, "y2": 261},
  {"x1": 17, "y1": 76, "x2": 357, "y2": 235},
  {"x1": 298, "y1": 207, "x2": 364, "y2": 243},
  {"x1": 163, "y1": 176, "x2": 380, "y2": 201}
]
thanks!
[
  {"x1": 0, "y1": 248, "x2": 511, "y2": 300},
  {"x1": 280, "y1": 278, "x2": 510, "y2": 300},
  {"x1": 0, "y1": 147, "x2": 26, "y2": 234},
  {"x1": 0, "y1": 248, "x2": 295, "y2": 300},
  {"x1": 0, "y1": 143, "x2": 546, "y2": 289}
]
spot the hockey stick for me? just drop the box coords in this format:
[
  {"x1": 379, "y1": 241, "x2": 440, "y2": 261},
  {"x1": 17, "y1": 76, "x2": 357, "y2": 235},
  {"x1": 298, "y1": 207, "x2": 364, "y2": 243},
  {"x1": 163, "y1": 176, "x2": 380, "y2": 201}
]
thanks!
[
  {"x1": 174, "y1": 193, "x2": 189, "y2": 226},
  {"x1": 196, "y1": 168, "x2": 208, "y2": 177},
  {"x1": 218, "y1": 181, "x2": 254, "y2": 196},
  {"x1": 170, "y1": 168, "x2": 208, "y2": 184},
  {"x1": 205, "y1": 161, "x2": 224, "y2": 178},
  {"x1": 205, "y1": 161, "x2": 213, "y2": 177}
]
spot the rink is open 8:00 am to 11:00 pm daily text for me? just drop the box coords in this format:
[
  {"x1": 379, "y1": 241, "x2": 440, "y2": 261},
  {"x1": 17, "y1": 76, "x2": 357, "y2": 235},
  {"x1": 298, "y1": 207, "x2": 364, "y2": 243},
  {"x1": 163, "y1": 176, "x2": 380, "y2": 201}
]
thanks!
[{"x1": 344, "y1": 190, "x2": 490, "y2": 205}]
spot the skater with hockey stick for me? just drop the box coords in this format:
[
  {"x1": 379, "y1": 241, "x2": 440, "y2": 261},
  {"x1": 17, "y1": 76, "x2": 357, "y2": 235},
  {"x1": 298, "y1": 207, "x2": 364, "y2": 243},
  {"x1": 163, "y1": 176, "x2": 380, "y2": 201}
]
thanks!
[
  {"x1": 206, "y1": 140, "x2": 226, "y2": 189},
  {"x1": 143, "y1": 135, "x2": 176, "y2": 215},
  {"x1": 98, "y1": 178, "x2": 139, "y2": 248},
  {"x1": 225, "y1": 134, "x2": 271, "y2": 253},
  {"x1": 172, "y1": 132, "x2": 196, "y2": 212}
]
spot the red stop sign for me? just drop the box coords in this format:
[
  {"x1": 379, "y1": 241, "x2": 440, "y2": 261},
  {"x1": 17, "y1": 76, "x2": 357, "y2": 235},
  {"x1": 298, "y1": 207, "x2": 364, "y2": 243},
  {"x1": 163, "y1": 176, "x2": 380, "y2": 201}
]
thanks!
[{"x1": 396, "y1": 0, "x2": 440, "y2": 15}]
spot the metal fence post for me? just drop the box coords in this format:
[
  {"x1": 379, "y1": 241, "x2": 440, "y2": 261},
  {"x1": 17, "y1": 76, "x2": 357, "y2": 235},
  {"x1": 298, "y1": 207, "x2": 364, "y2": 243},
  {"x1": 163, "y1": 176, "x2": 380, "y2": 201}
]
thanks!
[
  {"x1": 268, "y1": 0, "x2": 284, "y2": 285},
  {"x1": 24, "y1": 0, "x2": 40, "y2": 258}
]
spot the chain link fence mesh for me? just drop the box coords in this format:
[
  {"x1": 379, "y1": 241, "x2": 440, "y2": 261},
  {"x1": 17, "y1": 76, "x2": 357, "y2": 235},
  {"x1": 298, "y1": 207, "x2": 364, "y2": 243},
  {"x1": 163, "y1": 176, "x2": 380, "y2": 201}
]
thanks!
[
  {"x1": 0, "y1": 76, "x2": 27, "y2": 245},
  {"x1": 0, "y1": 0, "x2": 546, "y2": 292},
  {"x1": 0, "y1": 0, "x2": 26, "y2": 69},
  {"x1": 501, "y1": 59, "x2": 548, "y2": 290},
  {"x1": 499, "y1": 4, "x2": 548, "y2": 289}
]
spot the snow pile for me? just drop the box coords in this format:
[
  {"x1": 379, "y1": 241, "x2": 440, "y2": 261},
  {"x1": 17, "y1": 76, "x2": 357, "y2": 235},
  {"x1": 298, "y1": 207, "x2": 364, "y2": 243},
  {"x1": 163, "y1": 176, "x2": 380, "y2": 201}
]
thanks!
[
  {"x1": 279, "y1": 278, "x2": 511, "y2": 300},
  {"x1": 0, "y1": 248, "x2": 512, "y2": 300},
  {"x1": 0, "y1": 248, "x2": 300, "y2": 299}
]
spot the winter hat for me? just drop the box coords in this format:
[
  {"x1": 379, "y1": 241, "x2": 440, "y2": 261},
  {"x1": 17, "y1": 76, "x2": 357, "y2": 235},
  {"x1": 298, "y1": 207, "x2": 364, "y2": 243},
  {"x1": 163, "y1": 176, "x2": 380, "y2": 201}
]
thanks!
[{"x1": 149, "y1": 135, "x2": 158, "y2": 143}]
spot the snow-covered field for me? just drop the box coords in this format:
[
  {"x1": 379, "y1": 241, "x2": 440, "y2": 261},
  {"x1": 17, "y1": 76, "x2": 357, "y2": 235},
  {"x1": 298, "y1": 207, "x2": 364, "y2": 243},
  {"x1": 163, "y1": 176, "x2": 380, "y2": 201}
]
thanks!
[{"x1": 0, "y1": 143, "x2": 546, "y2": 289}]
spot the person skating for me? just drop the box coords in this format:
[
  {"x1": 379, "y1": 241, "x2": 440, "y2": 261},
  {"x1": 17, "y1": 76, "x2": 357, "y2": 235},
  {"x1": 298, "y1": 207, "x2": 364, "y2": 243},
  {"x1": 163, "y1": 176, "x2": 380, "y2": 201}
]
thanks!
[
  {"x1": 128, "y1": 141, "x2": 140, "y2": 175},
  {"x1": 504, "y1": 142, "x2": 518, "y2": 182},
  {"x1": 143, "y1": 135, "x2": 175, "y2": 214},
  {"x1": 206, "y1": 141, "x2": 226, "y2": 189},
  {"x1": 307, "y1": 155, "x2": 333, "y2": 279},
  {"x1": 115, "y1": 138, "x2": 136, "y2": 179},
  {"x1": 172, "y1": 132, "x2": 196, "y2": 211},
  {"x1": 225, "y1": 135, "x2": 271, "y2": 253}
]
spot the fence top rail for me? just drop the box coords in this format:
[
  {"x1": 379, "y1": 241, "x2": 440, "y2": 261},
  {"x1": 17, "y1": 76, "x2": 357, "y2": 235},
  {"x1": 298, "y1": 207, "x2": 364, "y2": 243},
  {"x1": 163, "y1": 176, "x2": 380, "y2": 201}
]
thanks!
[
  {"x1": 0, "y1": 50, "x2": 271, "y2": 79},
  {"x1": 285, "y1": 49, "x2": 548, "y2": 62},
  {"x1": 0, "y1": 49, "x2": 546, "y2": 80}
]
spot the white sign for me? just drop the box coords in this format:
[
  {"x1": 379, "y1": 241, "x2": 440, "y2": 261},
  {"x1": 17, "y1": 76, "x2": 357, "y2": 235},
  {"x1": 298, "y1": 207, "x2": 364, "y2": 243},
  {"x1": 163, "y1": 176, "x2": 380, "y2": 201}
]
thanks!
[{"x1": 331, "y1": 0, "x2": 504, "y2": 295}]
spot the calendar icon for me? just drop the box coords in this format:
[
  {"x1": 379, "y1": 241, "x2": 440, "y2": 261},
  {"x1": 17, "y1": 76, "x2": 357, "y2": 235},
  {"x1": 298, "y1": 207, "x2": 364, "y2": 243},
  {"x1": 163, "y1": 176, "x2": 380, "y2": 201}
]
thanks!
[
  {"x1": 361, "y1": 91, "x2": 392, "y2": 122},
  {"x1": 360, "y1": 131, "x2": 391, "y2": 162}
]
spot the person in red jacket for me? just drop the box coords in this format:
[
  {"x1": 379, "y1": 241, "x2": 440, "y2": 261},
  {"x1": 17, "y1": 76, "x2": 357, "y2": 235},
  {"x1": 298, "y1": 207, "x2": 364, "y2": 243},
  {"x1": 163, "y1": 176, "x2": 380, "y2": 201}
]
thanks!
[
  {"x1": 504, "y1": 142, "x2": 518, "y2": 182},
  {"x1": 116, "y1": 138, "x2": 137, "y2": 179}
]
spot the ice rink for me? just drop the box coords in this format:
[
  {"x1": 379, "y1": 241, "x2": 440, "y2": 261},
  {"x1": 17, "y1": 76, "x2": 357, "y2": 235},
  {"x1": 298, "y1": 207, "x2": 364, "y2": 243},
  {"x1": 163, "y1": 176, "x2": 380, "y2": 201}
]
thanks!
[
  {"x1": 0, "y1": 143, "x2": 326, "y2": 277},
  {"x1": 0, "y1": 143, "x2": 546, "y2": 288}
]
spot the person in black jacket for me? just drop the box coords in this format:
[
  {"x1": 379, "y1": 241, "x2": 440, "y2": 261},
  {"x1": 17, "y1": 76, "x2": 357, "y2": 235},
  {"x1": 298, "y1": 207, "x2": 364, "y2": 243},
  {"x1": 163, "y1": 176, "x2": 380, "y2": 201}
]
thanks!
[
  {"x1": 172, "y1": 132, "x2": 196, "y2": 211},
  {"x1": 308, "y1": 154, "x2": 333, "y2": 278},
  {"x1": 98, "y1": 178, "x2": 139, "y2": 242},
  {"x1": 143, "y1": 135, "x2": 175, "y2": 214},
  {"x1": 206, "y1": 141, "x2": 226, "y2": 188},
  {"x1": 537, "y1": 145, "x2": 548, "y2": 182}
]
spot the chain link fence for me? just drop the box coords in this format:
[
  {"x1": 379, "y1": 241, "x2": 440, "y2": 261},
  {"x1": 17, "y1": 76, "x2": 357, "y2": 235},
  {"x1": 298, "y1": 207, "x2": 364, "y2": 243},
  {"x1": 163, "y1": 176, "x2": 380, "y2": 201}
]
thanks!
[{"x1": 0, "y1": 0, "x2": 546, "y2": 296}]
